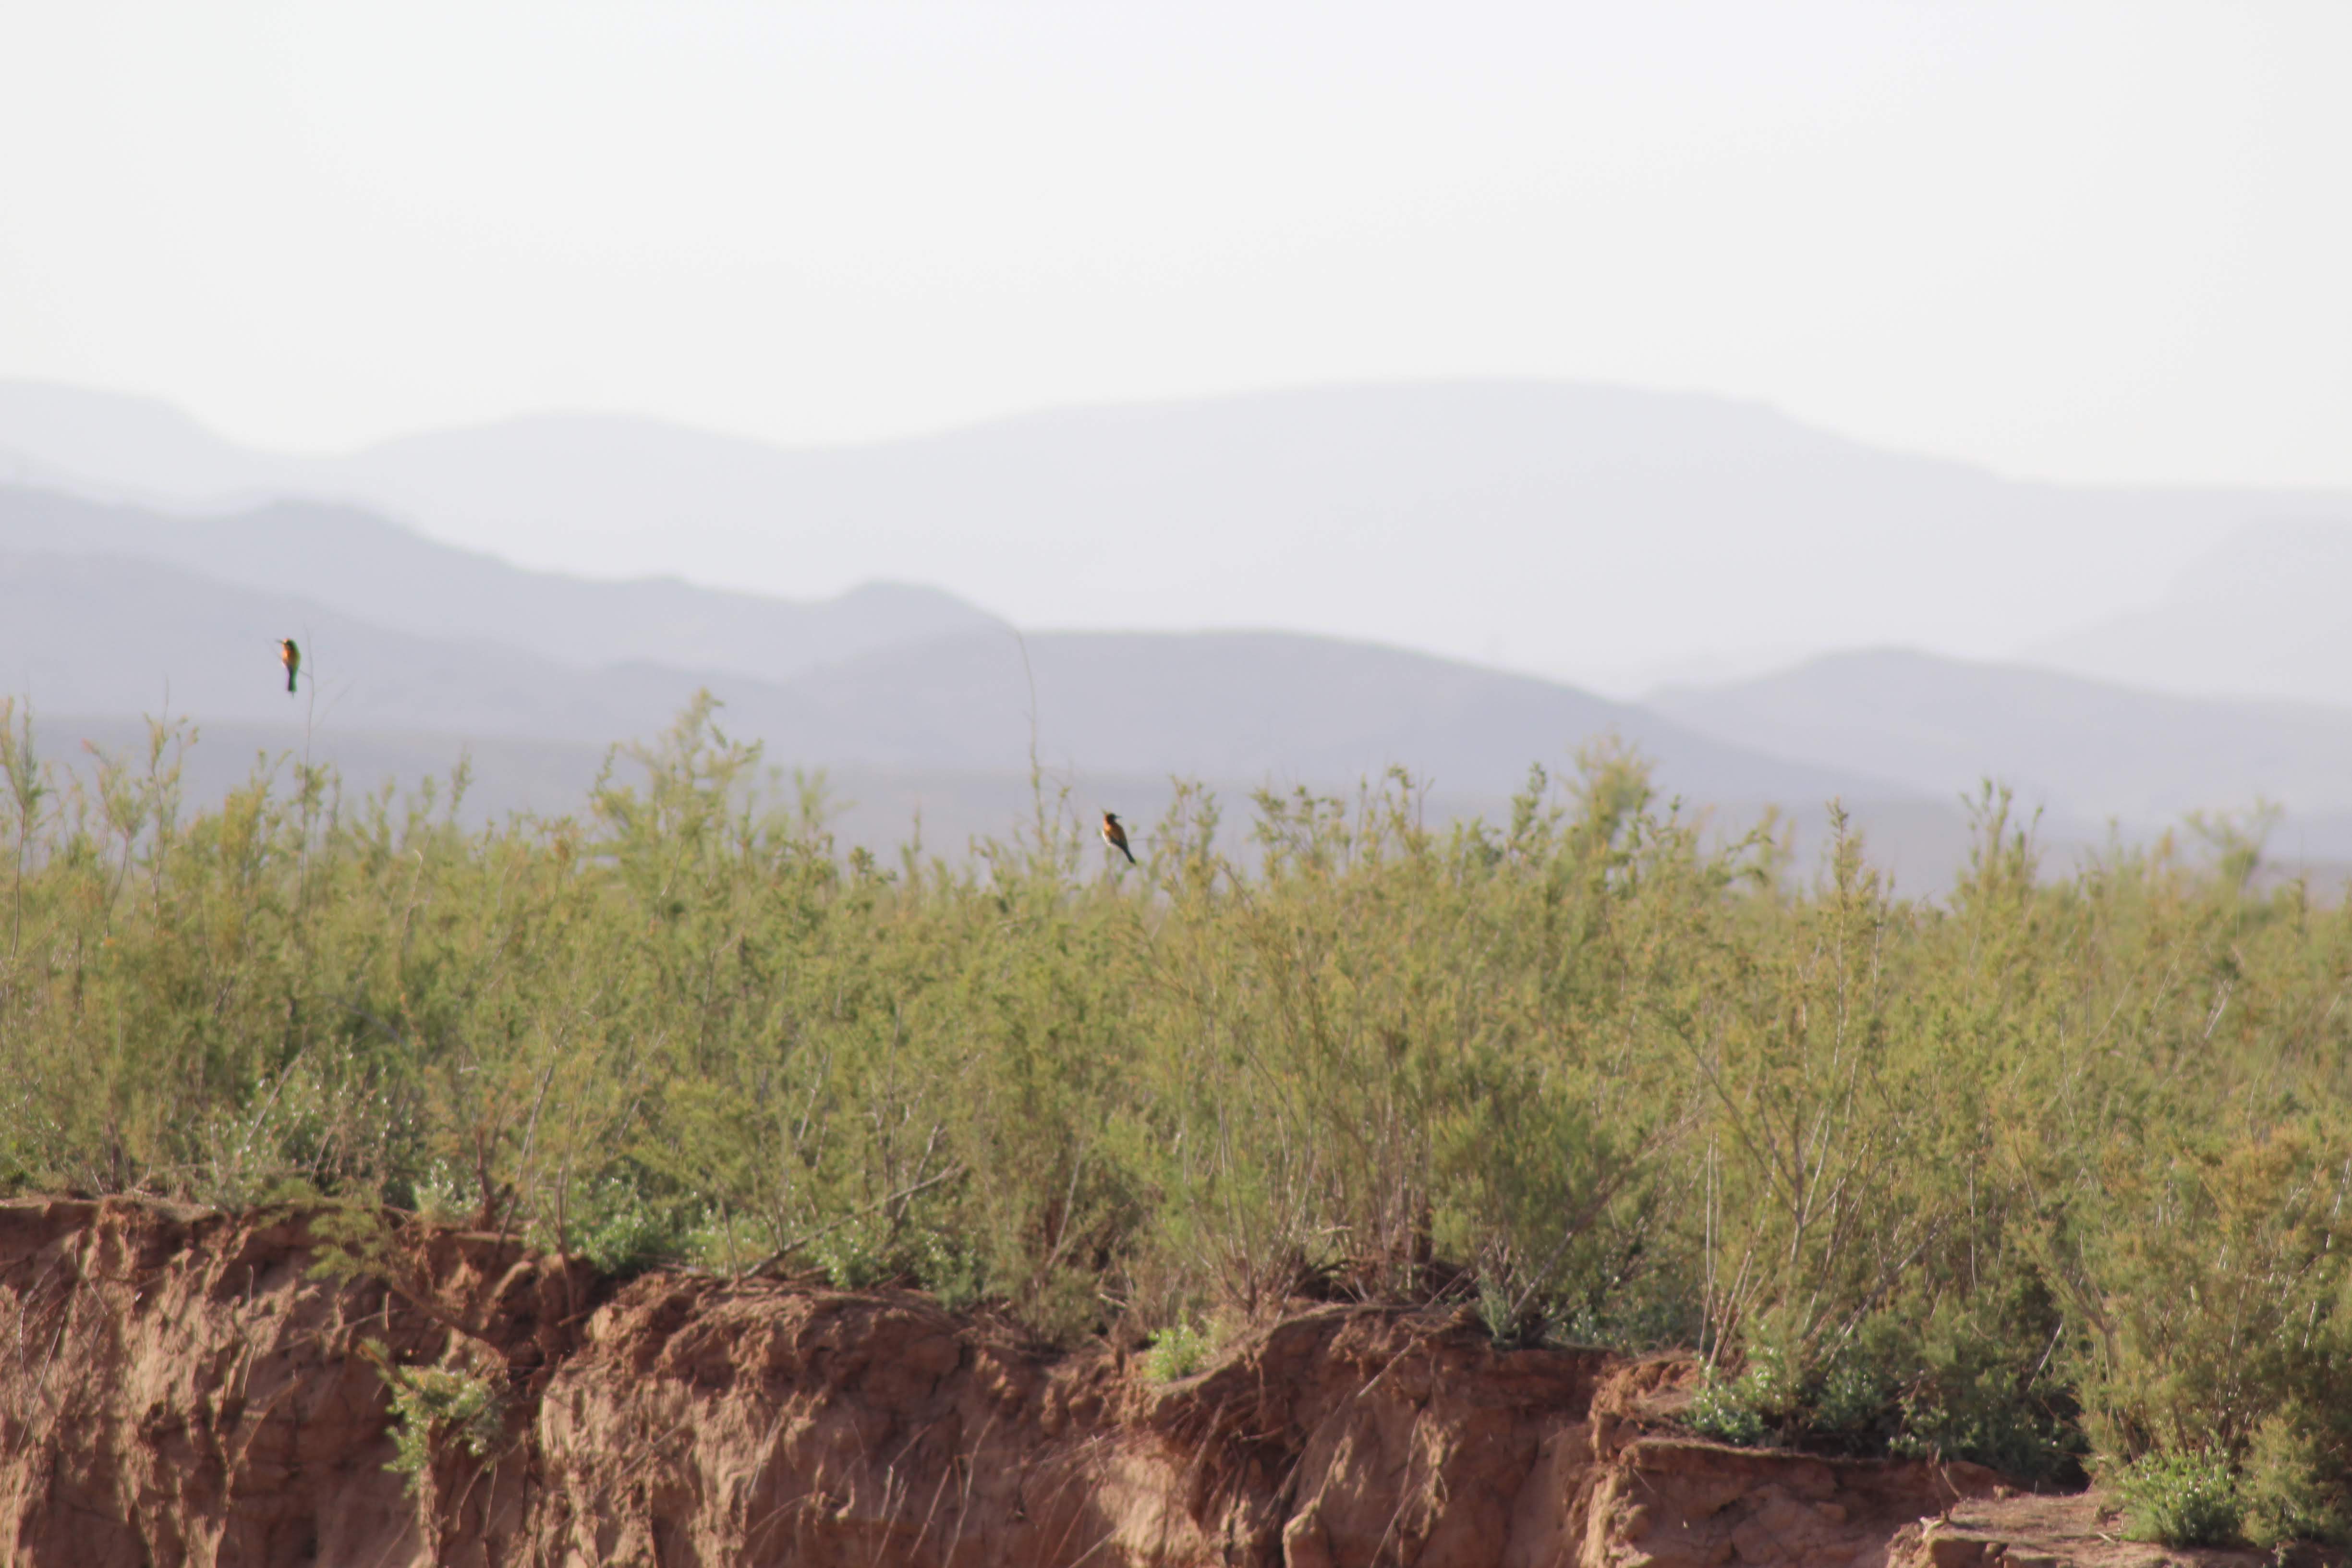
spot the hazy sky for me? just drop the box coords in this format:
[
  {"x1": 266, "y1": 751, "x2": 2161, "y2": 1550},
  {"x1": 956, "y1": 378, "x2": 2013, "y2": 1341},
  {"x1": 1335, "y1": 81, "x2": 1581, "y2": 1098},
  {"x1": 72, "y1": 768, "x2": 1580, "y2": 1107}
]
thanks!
[{"x1": 2, "y1": 1, "x2": 2346, "y2": 487}]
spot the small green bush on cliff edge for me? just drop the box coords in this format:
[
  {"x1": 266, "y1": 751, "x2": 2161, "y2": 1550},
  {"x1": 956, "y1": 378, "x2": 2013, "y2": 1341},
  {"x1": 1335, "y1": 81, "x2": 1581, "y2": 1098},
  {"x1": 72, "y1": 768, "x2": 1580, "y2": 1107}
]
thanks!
[
  {"x1": 359, "y1": 1341, "x2": 506, "y2": 1490},
  {"x1": 1143, "y1": 1320, "x2": 1213, "y2": 1383}
]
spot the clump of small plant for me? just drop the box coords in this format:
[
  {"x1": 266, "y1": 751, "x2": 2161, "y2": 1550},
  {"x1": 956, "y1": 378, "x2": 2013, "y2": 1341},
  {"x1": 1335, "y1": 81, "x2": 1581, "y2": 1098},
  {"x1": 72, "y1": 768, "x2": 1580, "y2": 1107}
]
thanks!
[
  {"x1": 1144, "y1": 1319, "x2": 1213, "y2": 1383},
  {"x1": 402, "y1": 1160, "x2": 477, "y2": 1226},
  {"x1": 1475, "y1": 1277, "x2": 1553, "y2": 1349},
  {"x1": 1809, "y1": 1358, "x2": 1893, "y2": 1445},
  {"x1": 1684, "y1": 1343, "x2": 1798, "y2": 1448},
  {"x1": 567, "y1": 1168, "x2": 691, "y2": 1278},
  {"x1": 806, "y1": 1218, "x2": 897, "y2": 1290},
  {"x1": 2110, "y1": 1448, "x2": 2244, "y2": 1548},
  {"x1": 364, "y1": 1341, "x2": 508, "y2": 1490},
  {"x1": 2241, "y1": 1413, "x2": 2348, "y2": 1547},
  {"x1": 1686, "y1": 1368, "x2": 1768, "y2": 1447}
]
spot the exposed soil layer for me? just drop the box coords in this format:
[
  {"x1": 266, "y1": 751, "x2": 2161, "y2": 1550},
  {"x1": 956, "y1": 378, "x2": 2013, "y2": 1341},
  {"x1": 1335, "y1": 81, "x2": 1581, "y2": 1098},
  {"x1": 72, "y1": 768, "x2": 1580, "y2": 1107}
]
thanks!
[{"x1": 0, "y1": 1197, "x2": 2240, "y2": 1567}]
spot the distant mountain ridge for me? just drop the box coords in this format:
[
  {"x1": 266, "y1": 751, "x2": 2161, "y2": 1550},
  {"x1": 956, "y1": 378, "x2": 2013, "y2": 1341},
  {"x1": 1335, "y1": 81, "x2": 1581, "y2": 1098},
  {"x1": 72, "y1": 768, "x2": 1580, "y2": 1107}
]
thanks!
[
  {"x1": 9, "y1": 378, "x2": 2347, "y2": 694},
  {"x1": 0, "y1": 484, "x2": 998, "y2": 684},
  {"x1": 2026, "y1": 520, "x2": 2352, "y2": 710},
  {"x1": 23, "y1": 480, "x2": 2352, "y2": 887},
  {"x1": 0, "y1": 542, "x2": 1903, "y2": 810},
  {"x1": 12, "y1": 380, "x2": 2352, "y2": 886},
  {"x1": 1653, "y1": 647, "x2": 2352, "y2": 832}
]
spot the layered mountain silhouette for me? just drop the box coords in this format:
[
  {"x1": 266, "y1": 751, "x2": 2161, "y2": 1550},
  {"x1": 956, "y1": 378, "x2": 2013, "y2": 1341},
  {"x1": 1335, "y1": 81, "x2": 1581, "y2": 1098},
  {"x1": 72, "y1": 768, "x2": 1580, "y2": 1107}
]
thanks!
[
  {"x1": 12, "y1": 501, "x2": 2352, "y2": 884},
  {"x1": 2026, "y1": 520, "x2": 2352, "y2": 710},
  {"x1": 8, "y1": 379, "x2": 2347, "y2": 693},
  {"x1": 2, "y1": 521, "x2": 1956, "y2": 878},
  {"x1": 0, "y1": 542, "x2": 1888, "y2": 802},
  {"x1": 10, "y1": 374, "x2": 2352, "y2": 887},
  {"x1": 0, "y1": 486, "x2": 994, "y2": 685},
  {"x1": 1653, "y1": 648, "x2": 2352, "y2": 861}
]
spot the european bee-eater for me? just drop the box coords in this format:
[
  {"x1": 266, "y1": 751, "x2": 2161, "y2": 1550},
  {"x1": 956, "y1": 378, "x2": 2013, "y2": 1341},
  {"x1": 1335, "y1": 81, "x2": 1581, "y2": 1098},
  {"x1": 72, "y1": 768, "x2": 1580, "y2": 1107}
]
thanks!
[
  {"x1": 1102, "y1": 811, "x2": 1136, "y2": 865},
  {"x1": 279, "y1": 638, "x2": 300, "y2": 694}
]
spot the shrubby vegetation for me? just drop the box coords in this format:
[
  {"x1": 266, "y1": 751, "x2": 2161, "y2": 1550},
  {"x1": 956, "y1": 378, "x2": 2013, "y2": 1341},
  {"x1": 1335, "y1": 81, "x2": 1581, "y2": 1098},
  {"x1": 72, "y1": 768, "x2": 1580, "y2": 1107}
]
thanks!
[
  {"x1": 7, "y1": 693, "x2": 2352, "y2": 1536},
  {"x1": 2107, "y1": 1448, "x2": 2245, "y2": 1548},
  {"x1": 1143, "y1": 1319, "x2": 1214, "y2": 1384},
  {"x1": 363, "y1": 1340, "x2": 508, "y2": 1489}
]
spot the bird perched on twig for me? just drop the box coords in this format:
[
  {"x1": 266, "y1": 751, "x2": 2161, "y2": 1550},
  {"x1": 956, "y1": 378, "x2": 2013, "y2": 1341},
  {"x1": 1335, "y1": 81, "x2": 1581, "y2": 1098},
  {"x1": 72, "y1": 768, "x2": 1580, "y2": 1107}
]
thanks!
[
  {"x1": 1101, "y1": 811, "x2": 1136, "y2": 866},
  {"x1": 278, "y1": 638, "x2": 300, "y2": 694}
]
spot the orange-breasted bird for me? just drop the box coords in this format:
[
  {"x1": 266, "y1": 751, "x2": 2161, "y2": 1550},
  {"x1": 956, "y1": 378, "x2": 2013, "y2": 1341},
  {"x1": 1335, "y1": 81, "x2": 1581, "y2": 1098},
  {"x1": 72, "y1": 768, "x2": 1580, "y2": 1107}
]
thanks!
[
  {"x1": 279, "y1": 638, "x2": 300, "y2": 694},
  {"x1": 1101, "y1": 811, "x2": 1137, "y2": 866}
]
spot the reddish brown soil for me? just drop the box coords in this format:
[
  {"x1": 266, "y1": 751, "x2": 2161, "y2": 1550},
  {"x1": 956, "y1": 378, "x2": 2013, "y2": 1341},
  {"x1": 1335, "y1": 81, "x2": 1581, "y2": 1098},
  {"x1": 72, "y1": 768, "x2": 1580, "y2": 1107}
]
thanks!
[
  {"x1": 0, "y1": 1195, "x2": 2193, "y2": 1567},
  {"x1": 1887, "y1": 1490, "x2": 2344, "y2": 1568}
]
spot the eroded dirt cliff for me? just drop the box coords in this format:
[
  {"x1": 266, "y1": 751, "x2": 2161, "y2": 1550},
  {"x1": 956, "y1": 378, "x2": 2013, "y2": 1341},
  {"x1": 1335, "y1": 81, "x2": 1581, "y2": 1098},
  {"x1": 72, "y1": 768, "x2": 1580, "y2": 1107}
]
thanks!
[{"x1": 0, "y1": 1197, "x2": 2224, "y2": 1568}]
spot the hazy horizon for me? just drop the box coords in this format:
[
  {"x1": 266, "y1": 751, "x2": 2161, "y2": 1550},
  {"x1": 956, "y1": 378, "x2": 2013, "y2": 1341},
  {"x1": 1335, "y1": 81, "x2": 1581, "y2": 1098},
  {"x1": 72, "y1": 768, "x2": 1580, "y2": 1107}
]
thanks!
[
  {"x1": 3, "y1": 3, "x2": 2348, "y2": 491},
  {"x1": 9, "y1": 3, "x2": 2352, "y2": 877},
  {"x1": 16, "y1": 375, "x2": 2347, "y2": 701},
  {"x1": 20, "y1": 369, "x2": 2352, "y2": 500}
]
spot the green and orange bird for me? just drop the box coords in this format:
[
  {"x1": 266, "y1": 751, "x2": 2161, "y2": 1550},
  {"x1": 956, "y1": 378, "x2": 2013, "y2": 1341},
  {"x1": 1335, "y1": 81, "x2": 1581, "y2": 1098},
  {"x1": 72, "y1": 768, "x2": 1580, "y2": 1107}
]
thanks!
[
  {"x1": 1101, "y1": 811, "x2": 1136, "y2": 866},
  {"x1": 278, "y1": 638, "x2": 300, "y2": 694}
]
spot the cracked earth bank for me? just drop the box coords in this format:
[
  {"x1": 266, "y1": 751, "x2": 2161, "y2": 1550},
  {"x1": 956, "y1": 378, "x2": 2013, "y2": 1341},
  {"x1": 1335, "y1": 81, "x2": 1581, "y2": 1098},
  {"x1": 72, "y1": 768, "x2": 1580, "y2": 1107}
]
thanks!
[{"x1": 0, "y1": 1196, "x2": 2252, "y2": 1568}]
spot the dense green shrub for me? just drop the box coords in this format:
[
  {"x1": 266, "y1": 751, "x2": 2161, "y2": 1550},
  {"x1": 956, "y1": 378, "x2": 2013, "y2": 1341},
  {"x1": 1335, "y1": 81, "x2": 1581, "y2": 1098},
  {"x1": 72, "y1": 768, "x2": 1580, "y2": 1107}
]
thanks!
[
  {"x1": 1686, "y1": 1363, "x2": 1774, "y2": 1447},
  {"x1": 363, "y1": 1341, "x2": 507, "y2": 1490},
  {"x1": 2243, "y1": 1410, "x2": 2350, "y2": 1546},
  {"x1": 562, "y1": 1166, "x2": 697, "y2": 1278},
  {"x1": 8, "y1": 697, "x2": 2352, "y2": 1531},
  {"x1": 1144, "y1": 1319, "x2": 1213, "y2": 1382},
  {"x1": 2111, "y1": 1448, "x2": 2245, "y2": 1547}
]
